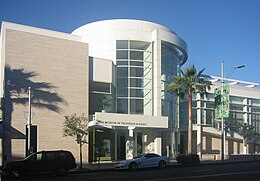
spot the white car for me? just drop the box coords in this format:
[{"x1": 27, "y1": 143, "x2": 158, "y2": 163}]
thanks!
[{"x1": 114, "y1": 153, "x2": 170, "y2": 171}]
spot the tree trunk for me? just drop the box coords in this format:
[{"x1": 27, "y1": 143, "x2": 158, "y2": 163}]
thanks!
[
  {"x1": 79, "y1": 141, "x2": 83, "y2": 169},
  {"x1": 187, "y1": 90, "x2": 193, "y2": 155}
]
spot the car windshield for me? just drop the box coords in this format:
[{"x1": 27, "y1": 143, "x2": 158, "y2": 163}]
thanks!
[
  {"x1": 134, "y1": 154, "x2": 144, "y2": 159},
  {"x1": 24, "y1": 153, "x2": 36, "y2": 160}
]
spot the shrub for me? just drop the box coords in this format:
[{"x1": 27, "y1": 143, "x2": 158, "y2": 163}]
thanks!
[{"x1": 176, "y1": 154, "x2": 200, "y2": 165}]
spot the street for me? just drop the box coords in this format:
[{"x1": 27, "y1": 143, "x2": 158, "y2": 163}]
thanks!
[{"x1": 2, "y1": 161, "x2": 260, "y2": 181}]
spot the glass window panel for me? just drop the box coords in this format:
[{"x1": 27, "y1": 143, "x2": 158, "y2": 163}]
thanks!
[
  {"x1": 206, "y1": 94, "x2": 215, "y2": 101},
  {"x1": 130, "y1": 67, "x2": 143, "y2": 77},
  {"x1": 117, "y1": 60, "x2": 128, "y2": 66},
  {"x1": 102, "y1": 95, "x2": 115, "y2": 113},
  {"x1": 192, "y1": 108, "x2": 197, "y2": 124},
  {"x1": 89, "y1": 93, "x2": 115, "y2": 114},
  {"x1": 117, "y1": 79, "x2": 128, "y2": 88},
  {"x1": 93, "y1": 129, "x2": 115, "y2": 160},
  {"x1": 130, "y1": 41, "x2": 150, "y2": 50},
  {"x1": 130, "y1": 61, "x2": 143, "y2": 67},
  {"x1": 117, "y1": 67, "x2": 128, "y2": 77},
  {"x1": 230, "y1": 96, "x2": 244, "y2": 104},
  {"x1": 192, "y1": 100, "x2": 196, "y2": 108},
  {"x1": 130, "y1": 51, "x2": 143, "y2": 60},
  {"x1": 230, "y1": 105, "x2": 243, "y2": 111},
  {"x1": 161, "y1": 100, "x2": 169, "y2": 117},
  {"x1": 116, "y1": 40, "x2": 128, "y2": 49},
  {"x1": 130, "y1": 99, "x2": 143, "y2": 114},
  {"x1": 90, "y1": 81, "x2": 110, "y2": 93},
  {"x1": 117, "y1": 88, "x2": 128, "y2": 97},
  {"x1": 206, "y1": 101, "x2": 215, "y2": 109},
  {"x1": 252, "y1": 107, "x2": 260, "y2": 113},
  {"x1": 117, "y1": 50, "x2": 128, "y2": 59},
  {"x1": 229, "y1": 112, "x2": 243, "y2": 120},
  {"x1": 206, "y1": 109, "x2": 214, "y2": 125},
  {"x1": 252, "y1": 99, "x2": 260, "y2": 106},
  {"x1": 130, "y1": 89, "x2": 143, "y2": 97},
  {"x1": 117, "y1": 99, "x2": 128, "y2": 114},
  {"x1": 130, "y1": 78, "x2": 143, "y2": 87}
]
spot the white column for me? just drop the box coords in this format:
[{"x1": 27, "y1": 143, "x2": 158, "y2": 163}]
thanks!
[
  {"x1": 243, "y1": 98, "x2": 248, "y2": 154},
  {"x1": 154, "y1": 137, "x2": 162, "y2": 155},
  {"x1": 151, "y1": 29, "x2": 161, "y2": 116},
  {"x1": 126, "y1": 127, "x2": 135, "y2": 159},
  {"x1": 196, "y1": 93, "x2": 202, "y2": 158},
  {"x1": 170, "y1": 132, "x2": 176, "y2": 158},
  {"x1": 248, "y1": 99, "x2": 252, "y2": 125}
]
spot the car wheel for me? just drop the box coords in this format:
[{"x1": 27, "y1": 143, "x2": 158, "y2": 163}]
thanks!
[
  {"x1": 158, "y1": 160, "x2": 166, "y2": 169},
  {"x1": 56, "y1": 167, "x2": 67, "y2": 176},
  {"x1": 11, "y1": 169, "x2": 21, "y2": 179},
  {"x1": 129, "y1": 162, "x2": 138, "y2": 171}
]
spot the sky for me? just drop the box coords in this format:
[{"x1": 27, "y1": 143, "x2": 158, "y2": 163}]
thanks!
[{"x1": 1, "y1": 0, "x2": 260, "y2": 87}]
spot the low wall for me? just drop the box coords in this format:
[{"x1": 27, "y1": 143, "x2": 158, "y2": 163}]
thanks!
[{"x1": 229, "y1": 154, "x2": 260, "y2": 161}]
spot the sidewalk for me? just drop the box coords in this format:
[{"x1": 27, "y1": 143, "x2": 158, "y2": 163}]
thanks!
[{"x1": 70, "y1": 156, "x2": 260, "y2": 173}]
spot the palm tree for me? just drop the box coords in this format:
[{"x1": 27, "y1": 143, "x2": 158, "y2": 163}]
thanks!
[{"x1": 168, "y1": 65, "x2": 211, "y2": 155}]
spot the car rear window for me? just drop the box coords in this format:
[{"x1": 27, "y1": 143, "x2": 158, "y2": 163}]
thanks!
[{"x1": 45, "y1": 152, "x2": 59, "y2": 160}]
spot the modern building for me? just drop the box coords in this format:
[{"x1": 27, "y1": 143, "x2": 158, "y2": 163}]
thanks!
[
  {"x1": 0, "y1": 19, "x2": 259, "y2": 165},
  {"x1": 192, "y1": 76, "x2": 260, "y2": 160},
  {"x1": 71, "y1": 19, "x2": 188, "y2": 162}
]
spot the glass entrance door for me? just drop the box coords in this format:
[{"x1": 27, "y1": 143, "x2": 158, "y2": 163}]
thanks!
[
  {"x1": 136, "y1": 132, "x2": 143, "y2": 156},
  {"x1": 117, "y1": 131, "x2": 126, "y2": 160}
]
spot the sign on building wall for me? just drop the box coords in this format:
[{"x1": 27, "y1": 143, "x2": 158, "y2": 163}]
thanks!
[
  {"x1": 89, "y1": 112, "x2": 168, "y2": 128},
  {"x1": 215, "y1": 85, "x2": 230, "y2": 119}
]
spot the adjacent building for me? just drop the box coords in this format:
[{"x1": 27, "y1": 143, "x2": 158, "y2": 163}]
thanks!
[
  {"x1": 192, "y1": 77, "x2": 260, "y2": 160},
  {"x1": 0, "y1": 22, "x2": 89, "y2": 164},
  {"x1": 0, "y1": 19, "x2": 259, "y2": 165}
]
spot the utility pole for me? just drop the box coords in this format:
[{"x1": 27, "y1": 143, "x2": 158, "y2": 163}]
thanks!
[{"x1": 27, "y1": 87, "x2": 32, "y2": 155}]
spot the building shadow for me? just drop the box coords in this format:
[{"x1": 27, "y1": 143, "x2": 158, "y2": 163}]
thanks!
[{"x1": 3, "y1": 65, "x2": 67, "y2": 161}]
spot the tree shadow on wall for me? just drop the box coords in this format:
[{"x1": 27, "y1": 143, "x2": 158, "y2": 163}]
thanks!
[{"x1": 4, "y1": 65, "x2": 67, "y2": 161}]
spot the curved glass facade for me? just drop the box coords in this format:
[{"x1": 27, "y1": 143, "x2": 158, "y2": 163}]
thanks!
[
  {"x1": 161, "y1": 41, "x2": 180, "y2": 128},
  {"x1": 116, "y1": 40, "x2": 153, "y2": 115}
]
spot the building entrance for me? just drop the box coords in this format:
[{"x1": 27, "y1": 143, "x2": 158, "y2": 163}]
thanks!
[
  {"x1": 117, "y1": 132, "x2": 126, "y2": 160},
  {"x1": 89, "y1": 128, "x2": 145, "y2": 162}
]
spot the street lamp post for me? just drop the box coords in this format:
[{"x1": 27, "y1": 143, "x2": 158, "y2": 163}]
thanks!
[
  {"x1": 221, "y1": 61, "x2": 245, "y2": 161},
  {"x1": 221, "y1": 61, "x2": 225, "y2": 161},
  {"x1": 27, "y1": 87, "x2": 32, "y2": 156}
]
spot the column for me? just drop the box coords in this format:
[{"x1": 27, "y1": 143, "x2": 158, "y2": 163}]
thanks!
[
  {"x1": 243, "y1": 98, "x2": 248, "y2": 154},
  {"x1": 196, "y1": 93, "x2": 202, "y2": 158},
  {"x1": 151, "y1": 29, "x2": 161, "y2": 116},
  {"x1": 126, "y1": 127, "x2": 135, "y2": 159},
  {"x1": 154, "y1": 137, "x2": 162, "y2": 155}
]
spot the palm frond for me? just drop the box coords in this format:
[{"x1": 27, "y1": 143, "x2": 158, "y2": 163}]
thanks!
[{"x1": 197, "y1": 67, "x2": 206, "y2": 77}]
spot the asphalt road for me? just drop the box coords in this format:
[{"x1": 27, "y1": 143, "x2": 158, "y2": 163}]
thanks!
[{"x1": 3, "y1": 161, "x2": 260, "y2": 181}]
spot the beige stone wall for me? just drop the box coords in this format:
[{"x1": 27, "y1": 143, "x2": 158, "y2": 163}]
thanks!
[
  {"x1": 2, "y1": 24, "x2": 89, "y2": 164},
  {"x1": 201, "y1": 133, "x2": 244, "y2": 160}
]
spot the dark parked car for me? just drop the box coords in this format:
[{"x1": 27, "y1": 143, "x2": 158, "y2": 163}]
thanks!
[{"x1": 2, "y1": 150, "x2": 76, "y2": 178}]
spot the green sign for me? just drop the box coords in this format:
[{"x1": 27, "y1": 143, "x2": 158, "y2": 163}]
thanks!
[{"x1": 215, "y1": 85, "x2": 230, "y2": 119}]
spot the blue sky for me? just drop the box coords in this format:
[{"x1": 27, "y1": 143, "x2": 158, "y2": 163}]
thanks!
[{"x1": 1, "y1": 0, "x2": 260, "y2": 86}]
